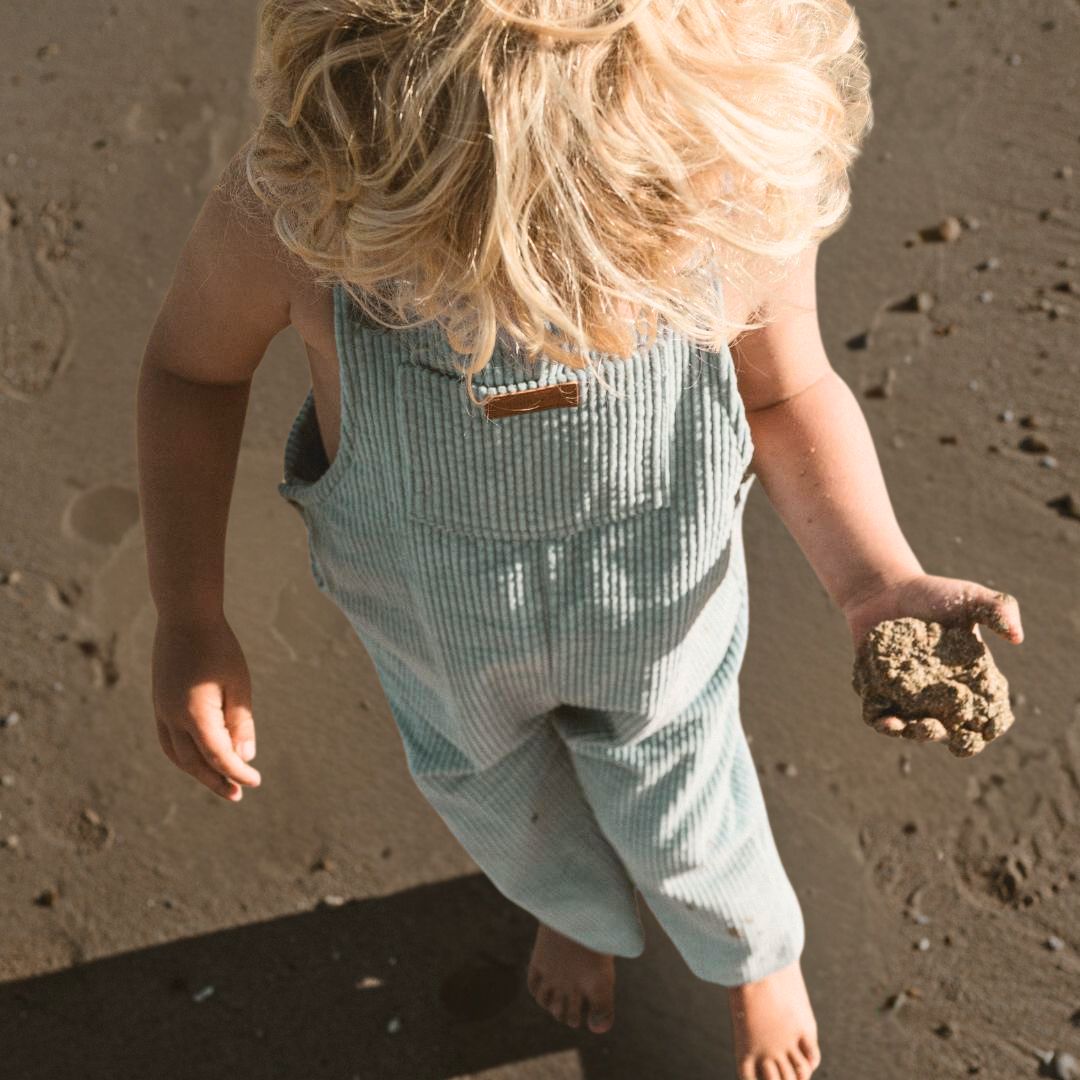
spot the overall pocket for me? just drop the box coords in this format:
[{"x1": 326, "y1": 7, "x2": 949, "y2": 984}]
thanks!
[
  {"x1": 394, "y1": 353, "x2": 679, "y2": 542},
  {"x1": 277, "y1": 388, "x2": 349, "y2": 591}
]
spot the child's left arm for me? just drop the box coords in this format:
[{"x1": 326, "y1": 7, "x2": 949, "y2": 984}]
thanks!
[{"x1": 731, "y1": 242, "x2": 1024, "y2": 659}]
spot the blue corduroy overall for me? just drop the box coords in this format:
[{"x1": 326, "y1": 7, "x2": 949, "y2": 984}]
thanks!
[{"x1": 277, "y1": 281, "x2": 804, "y2": 985}]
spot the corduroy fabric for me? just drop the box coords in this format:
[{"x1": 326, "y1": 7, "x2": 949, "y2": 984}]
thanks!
[{"x1": 277, "y1": 282, "x2": 804, "y2": 985}]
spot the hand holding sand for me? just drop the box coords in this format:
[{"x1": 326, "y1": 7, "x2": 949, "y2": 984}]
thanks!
[{"x1": 841, "y1": 574, "x2": 1024, "y2": 757}]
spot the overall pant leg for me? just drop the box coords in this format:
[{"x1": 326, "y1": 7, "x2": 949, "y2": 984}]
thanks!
[
  {"x1": 389, "y1": 698, "x2": 648, "y2": 959},
  {"x1": 550, "y1": 598, "x2": 805, "y2": 986}
]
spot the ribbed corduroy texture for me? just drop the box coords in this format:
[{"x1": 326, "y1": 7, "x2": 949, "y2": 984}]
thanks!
[{"x1": 277, "y1": 282, "x2": 804, "y2": 985}]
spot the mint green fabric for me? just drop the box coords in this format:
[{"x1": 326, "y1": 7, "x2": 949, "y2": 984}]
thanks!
[{"x1": 277, "y1": 282, "x2": 804, "y2": 985}]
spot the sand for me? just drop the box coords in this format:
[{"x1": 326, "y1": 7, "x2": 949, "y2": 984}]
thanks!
[
  {"x1": 1, "y1": 2, "x2": 1078, "y2": 1078},
  {"x1": 852, "y1": 617, "x2": 1015, "y2": 757}
]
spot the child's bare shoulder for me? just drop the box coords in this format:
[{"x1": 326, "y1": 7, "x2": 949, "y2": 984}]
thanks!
[
  {"x1": 730, "y1": 242, "x2": 833, "y2": 414},
  {"x1": 145, "y1": 150, "x2": 308, "y2": 384}
]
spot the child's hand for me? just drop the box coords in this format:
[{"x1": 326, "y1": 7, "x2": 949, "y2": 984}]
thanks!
[
  {"x1": 841, "y1": 573, "x2": 1025, "y2": 656},
  {"x1": 151, "y1": 614, "x2": 262, "y2": 801}
]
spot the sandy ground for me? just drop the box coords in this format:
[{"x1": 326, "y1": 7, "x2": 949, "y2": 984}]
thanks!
[{"x1": 1, "y1": 2, "x2": 1078, "y2": 1078}]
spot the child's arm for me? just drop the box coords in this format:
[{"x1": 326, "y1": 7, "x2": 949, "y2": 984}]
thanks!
[
  {"x1": 136, "y1": 154, "x2": 292, "y2": 799},
  {"x1": 732, "y1": 242, "x2": 1024, "y2": 656}
]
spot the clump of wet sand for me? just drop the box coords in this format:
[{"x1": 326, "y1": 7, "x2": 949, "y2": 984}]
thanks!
[{"x1": 852, "y1": 617, "x2": 1015, "y2": 757}]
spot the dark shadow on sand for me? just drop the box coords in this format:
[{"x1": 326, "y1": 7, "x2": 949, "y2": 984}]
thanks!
[{"x1": 1, "y1": 874, "x2": 736, "y2": 1080}]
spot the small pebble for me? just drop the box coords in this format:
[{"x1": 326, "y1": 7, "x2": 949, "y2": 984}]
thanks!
[
  {"x1": 1019, "y1": 414, "x2": 1041, "y2": 429},
  {"x1": 1045, "y1": 1051, "x2": 1079, "y2": 1080},
  {"x1": 1036, "y1": 492, "x2": 1071, "y2": 520},
  {"x1": 960, "y1": 215, "x2": 980, "y2": 231},
  {"x1": 998, "y1": 409, "x2": 1015, "y2": 422},
  {"x1": 34, "y1": 887, "x2": 58, "y2": 907},
  {"x1": 915, "y1": 937, "x2": 931, "y2": 951},
  {"x1": 936, "y1": 216, "x2": 963, "y2": 242},
  {"x1": 1020, "y1": 434, "x2": 1051, "y2": 454},
  {"x1": 319, "y1": 894, "x2": 346, "y2": 908},
  {"x1": 778, "y1": 762, "x2": 798, "y2": 777},
  {"x1": 355, "y1": 976, "x2": 384, "y2": 990},
  {"x1": 387, "y1": 1016, "x2": 402, "y2": 1035},
  {"x1": 884, "y1": 991, "x2": 908, "y2": 1014},
  {"x1": 968, "y1": 379, "x2": 980, "y2": 391},
  {"x1": 935, "y1": 1021, "x2": 956, "y2": 1038},
  {"x1": 2, "y1": 834, "x2": 19, "y2": 849},
  {"x1": 192, "y1": 985, "x2": 215, "y2": 1003},
  {"x1": 864, "y1": 367, "x2": 897, "y2": 399},
  {"x1": 1041, "y1": 456, "x2": 1059, "y2": 469},
  {"x1": 977, "y1": 257, "x2": 1001, "y2": 271},
  {"x1": 1046, "y1": 935, "x2": 1066, "y2": 951},
  {"x1": 0, "y1": 710, "x2": 20, "y2": 729},
  {"x1": 977, "y1": 290, "x2": 993, "y2": 303},
  {"x1": 1058, "y1": 166, "x2": 1074, "y2": 180},
  {"x1": 1006, "y1": 53, "x2": 1021, "y2": 65},
  {"x1": 1054, "y1": 280, "x2": 1079, "y2": 295},
  {"x1": 1, "y1": 774, "x2": 14, "y2": 787}
]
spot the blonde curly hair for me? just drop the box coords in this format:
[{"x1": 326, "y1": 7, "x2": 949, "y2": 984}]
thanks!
[{"x1": 239, "y1": 0, "x2": 872, "y2": 405}]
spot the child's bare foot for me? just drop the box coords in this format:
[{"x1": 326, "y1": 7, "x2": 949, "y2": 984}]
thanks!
[
  {"x1": 526, "y1": 922, "x2": 616, "y2": 1033},
  {"x1": 728, "y1": 959, "x2": 821, "y2": 1080}
]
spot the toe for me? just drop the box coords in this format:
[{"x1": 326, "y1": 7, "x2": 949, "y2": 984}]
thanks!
[
  {"x1": 586, "y1": 980, "x2": 615, "y2": 1034},
  {"x1": 737, "y1": 1057, "x2": 757, "y2": 1080},
  {"x1": 757, "y1": 1059, "x2": 782, "y2": 1080},
  {"x1": 587, "y1": 1002, "x2": 614, "y2": 1034},
  {"x1": 789, "y1": 1050, "x2": 811, "y2": 1079},
  {"x1": 799, "y1": 1034, "x2": 821, "y2": 1070},
  {"x1": 565, "y1": 991, "x2": 583, "y2": 1029},
  {"x1": 774, "y1": 1054, "x2": 798, "y2": 1080},
  {"x1": 550, "y1": 994, "x2": 567, "y2": 1023},
  {"x1": 540, "y1": 984, "x2": 556, "y2": 1010}
]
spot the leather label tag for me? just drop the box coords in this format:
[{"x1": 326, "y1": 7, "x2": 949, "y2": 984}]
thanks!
[{"x1": 482, "y1": 379, "x2": 581, "y2": 420}]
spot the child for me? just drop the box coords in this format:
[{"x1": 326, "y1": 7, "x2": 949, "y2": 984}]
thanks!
[{"x1": 136, "y1": 1, "x2": 1025, "y2": 1077}]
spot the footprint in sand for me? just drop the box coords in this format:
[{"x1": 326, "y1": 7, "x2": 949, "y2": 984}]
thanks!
[
  {"x1": 0, "y1": 193, "x2": 76, "y2": 399},
  {"x1": 61, "y1": 484, "x2": 141, "y2": 546}
]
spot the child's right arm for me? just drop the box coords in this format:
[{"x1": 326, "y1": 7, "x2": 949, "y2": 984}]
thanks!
[{"x1": 136, "y1": 154, "x2": 294, "y2": 800}]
